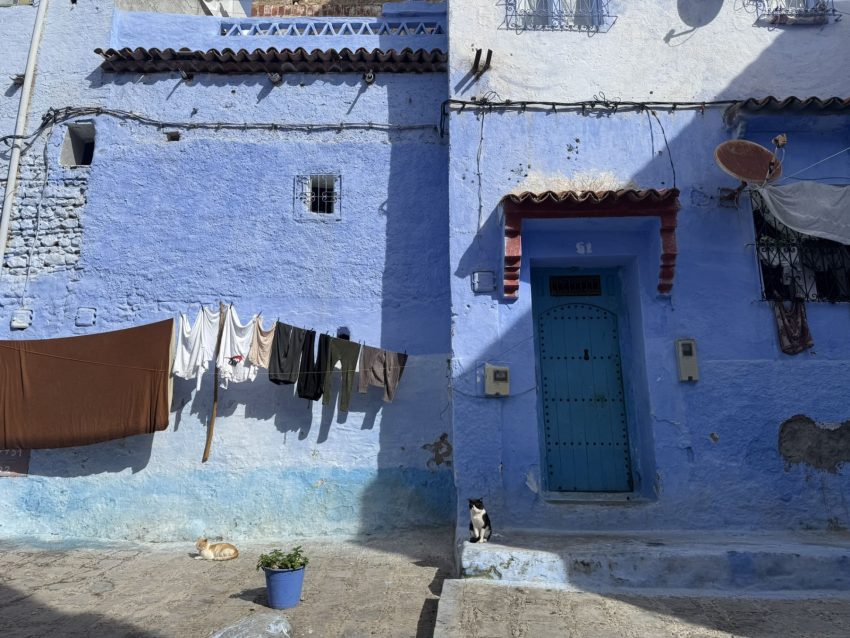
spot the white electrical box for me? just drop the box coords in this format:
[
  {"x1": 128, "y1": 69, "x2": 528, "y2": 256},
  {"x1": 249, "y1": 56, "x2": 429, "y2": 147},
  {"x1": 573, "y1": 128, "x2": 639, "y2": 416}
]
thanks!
[
  {"x1": 675, "y1": 339, "x2": 699, "y2": 382},
  {"x1": 484, "y1": 363, "x2": 510, "y2": 397}
]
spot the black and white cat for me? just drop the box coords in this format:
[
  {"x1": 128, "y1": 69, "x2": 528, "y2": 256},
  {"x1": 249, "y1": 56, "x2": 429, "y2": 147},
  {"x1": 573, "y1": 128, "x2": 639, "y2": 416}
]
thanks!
[{"x1": 468, "y1": 498, "x2": 491, "y2": 543}]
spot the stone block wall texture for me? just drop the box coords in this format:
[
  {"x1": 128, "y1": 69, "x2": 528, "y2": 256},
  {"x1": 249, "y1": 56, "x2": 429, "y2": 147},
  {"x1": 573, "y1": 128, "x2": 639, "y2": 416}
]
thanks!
[
  {"x1": 3, "y1": 147, "x2": 86, "y2": 277},
  {"x1": 251, "y1": 1, "x2": 443, "y2": 17}
]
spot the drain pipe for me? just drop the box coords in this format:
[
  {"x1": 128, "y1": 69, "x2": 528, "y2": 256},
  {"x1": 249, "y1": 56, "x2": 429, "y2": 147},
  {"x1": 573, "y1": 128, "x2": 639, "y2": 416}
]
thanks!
[{"x1": 0, "y1": 0, "x2": 51, "y2": 269}]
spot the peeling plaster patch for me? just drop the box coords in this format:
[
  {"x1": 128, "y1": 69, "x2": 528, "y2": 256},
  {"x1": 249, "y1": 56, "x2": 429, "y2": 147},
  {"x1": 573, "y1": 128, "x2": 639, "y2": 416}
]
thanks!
[
  {"x1": 508, "y1": 170, "x2": 637, "y2": 196},
  {"x1": 422, "y1": 433, "x2": 452, "y2": 470},
  {"x1": 779, "y1": 415, "x2": 850, "y2": 473},
  {"x1": 710, "y1": 432, "x2": 720, "y2": 443}
]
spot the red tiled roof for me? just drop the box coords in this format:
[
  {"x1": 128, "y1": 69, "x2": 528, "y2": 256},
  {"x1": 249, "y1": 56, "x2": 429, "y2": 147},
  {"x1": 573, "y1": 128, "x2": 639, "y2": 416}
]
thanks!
[
  {"x1": 501, "y1": 189, "x2": 680, "y2": 300},
  {"x1": 502, "y1": 188, "x2": 679, "y2": 208},
  {"x1": 94, "y1": 47, "x2": 447, "y2": 74},
  {"x1": 725, "y1": 96, "x2": 850, "y2": 124}
]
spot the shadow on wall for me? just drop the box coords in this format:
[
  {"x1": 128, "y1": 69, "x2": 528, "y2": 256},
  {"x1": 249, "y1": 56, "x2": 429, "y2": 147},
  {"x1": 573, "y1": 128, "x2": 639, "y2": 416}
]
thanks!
[
  {"x1": 664, "y1": 0, "x2": 724, "y2": 44},
  {"x1": 346, "y1": 21, "x2": 455, "y2": 597},
  {"x1": 0, "y1": 582, "x2": 161, "y2": 638}
]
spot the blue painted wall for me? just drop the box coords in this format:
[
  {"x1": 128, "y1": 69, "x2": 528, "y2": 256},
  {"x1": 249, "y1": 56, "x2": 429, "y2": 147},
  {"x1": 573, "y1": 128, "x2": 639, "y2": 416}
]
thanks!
[
  {"x1": 0, "y1": 1, "x2": 454, "y2": 541},
  {"x1": 446, "y1": 0, "x2": 850, "y2": 537}
]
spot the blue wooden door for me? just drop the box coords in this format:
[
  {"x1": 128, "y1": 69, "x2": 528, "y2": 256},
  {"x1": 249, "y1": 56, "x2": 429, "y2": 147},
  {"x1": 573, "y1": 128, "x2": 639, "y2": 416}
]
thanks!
[{"x1": 532, "y1": 269, "x2": 633, "y2": 492}]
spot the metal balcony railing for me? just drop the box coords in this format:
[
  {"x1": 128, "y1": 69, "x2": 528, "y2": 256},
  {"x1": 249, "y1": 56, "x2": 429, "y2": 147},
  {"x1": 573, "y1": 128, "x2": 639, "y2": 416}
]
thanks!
[
  {"x1": 505, "y1": 0, "x2": 615, "y2": 32},
  {"x1": 750, "y1": 0, "x2": 837, "y2": 25}
]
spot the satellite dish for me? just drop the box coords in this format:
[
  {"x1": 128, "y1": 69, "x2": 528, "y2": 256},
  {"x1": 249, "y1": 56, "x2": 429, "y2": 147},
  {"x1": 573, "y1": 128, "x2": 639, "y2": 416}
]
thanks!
[{"x1": 715, "y1": 139, "x2": 782, "y2": 184}]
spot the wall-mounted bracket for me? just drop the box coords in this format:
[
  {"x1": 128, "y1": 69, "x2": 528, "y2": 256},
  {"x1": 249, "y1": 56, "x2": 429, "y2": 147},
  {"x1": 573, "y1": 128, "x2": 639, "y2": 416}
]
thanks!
[{"x1": 471, "y1": 49, "x2": 492, "y2": 78}]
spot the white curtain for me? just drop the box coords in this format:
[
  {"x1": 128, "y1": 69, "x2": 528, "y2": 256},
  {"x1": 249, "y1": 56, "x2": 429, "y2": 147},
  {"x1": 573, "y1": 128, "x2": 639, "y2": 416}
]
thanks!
[{"x1": 754, "y1": 182, "x2": 850, "y2": 245}]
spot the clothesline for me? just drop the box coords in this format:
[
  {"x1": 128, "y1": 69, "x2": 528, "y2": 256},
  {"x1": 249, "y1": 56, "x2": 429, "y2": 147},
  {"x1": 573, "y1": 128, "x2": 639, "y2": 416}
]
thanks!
[{"x1": 173, "y1": 304, "x2": 409, "y2": 412}]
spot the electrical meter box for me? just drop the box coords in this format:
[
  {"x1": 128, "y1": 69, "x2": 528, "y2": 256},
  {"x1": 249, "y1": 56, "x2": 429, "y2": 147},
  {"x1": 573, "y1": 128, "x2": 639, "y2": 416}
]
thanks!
[
  {"x1": 484, "y1": 363, "x2": 510, "y2": 397},
  {"x1": 675, "y1": 339, "x2": 699, "y2": 382}
]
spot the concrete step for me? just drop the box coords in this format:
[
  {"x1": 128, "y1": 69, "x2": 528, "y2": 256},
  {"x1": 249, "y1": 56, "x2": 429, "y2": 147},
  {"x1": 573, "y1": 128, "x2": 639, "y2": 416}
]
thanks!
[{"x1": 459, "y1": 530, "x2": 850, "y2": 593}]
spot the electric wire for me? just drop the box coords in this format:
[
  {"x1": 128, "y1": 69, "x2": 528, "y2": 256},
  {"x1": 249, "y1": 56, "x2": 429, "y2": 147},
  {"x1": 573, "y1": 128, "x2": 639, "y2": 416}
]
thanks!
[
  {"x1": 439, "y1": 97, "x2": 738, "y2": 136},
  {"x1": 779, "y1": 144, "x2": 850, "y2": 182},
  {"x1": 0, "y1": 106, "x2": 440, "y2": 151}
]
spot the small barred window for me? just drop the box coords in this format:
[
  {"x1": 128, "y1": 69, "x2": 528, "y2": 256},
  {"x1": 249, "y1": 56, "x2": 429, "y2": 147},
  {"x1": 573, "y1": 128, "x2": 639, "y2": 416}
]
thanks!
[{"x1": 295, "y1": 174, "x2": 341, "y2": 220}]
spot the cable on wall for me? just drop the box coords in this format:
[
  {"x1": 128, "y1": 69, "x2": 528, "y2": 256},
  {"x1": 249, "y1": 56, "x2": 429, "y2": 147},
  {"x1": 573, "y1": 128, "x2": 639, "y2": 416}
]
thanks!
[
  {"x1": 0, "y1": 105, "x2": 441, "y2": 151},
  {"x1": 439, "y1": 97, "x2": 740, "y2": 137}
]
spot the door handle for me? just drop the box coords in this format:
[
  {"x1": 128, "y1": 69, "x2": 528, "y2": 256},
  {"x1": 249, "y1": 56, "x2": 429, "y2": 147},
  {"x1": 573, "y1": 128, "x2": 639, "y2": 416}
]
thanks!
[{"x1": 583, "y1": 349, "x2": 590, "y2": 361}]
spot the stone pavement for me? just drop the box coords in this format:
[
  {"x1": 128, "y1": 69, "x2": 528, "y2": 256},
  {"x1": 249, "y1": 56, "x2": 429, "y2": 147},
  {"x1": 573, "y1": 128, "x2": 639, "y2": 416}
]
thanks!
[
  {"x1": 434, "y1": 580, "x2": 850, "y2": 638},
  {"x1": 0, "y1": 529, "x2": 452, "y2": 638}
]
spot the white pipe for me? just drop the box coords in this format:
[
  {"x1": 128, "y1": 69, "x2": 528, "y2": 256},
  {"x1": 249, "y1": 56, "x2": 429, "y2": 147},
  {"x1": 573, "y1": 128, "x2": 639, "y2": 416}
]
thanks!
[{"x1": 0, "y1": 0, "x2": 51, "y2": 270}]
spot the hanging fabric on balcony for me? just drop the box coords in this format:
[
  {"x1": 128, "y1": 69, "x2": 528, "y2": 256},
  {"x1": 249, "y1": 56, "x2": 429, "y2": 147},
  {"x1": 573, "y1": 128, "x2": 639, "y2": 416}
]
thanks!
[
  {"x1": 0, "y1": 320, "x2": 173, "y2": 450},
  {"x1": 755, "y1": 183, "x2": 850, "y2": 244}
]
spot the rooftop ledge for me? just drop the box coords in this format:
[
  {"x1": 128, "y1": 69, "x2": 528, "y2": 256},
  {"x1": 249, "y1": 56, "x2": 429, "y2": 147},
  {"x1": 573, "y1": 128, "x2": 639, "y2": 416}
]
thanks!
[{"x1": 111, "y1": 3, "x2": 446, "y2": 52}]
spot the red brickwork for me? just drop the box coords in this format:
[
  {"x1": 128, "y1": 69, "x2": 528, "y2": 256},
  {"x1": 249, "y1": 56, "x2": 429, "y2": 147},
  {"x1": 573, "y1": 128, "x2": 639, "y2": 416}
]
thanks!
[{"x1": 252, "y1": 2, "x2": 384, "y2": 17}]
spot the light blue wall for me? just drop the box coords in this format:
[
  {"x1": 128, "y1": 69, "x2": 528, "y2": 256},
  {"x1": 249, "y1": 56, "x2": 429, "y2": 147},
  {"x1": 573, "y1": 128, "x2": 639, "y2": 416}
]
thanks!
[
  {"x1": 0, "y1": 5, "x2": 37, "y2": 187},
  {"x1": 0, "y1": 2, "x2": 454, "y2": 541},
  {"x1": 448, "y1": 99, "x2": 850, "y2": 535}
]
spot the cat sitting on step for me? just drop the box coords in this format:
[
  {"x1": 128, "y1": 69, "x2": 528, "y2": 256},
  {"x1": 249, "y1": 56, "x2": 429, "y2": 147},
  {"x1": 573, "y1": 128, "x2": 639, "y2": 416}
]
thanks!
[
  {"x1": 468, "y1": 498, "x2": 492, "y2": 543},
  {"x1": 195, "y1": 538, "x2": 239, "y2": 561}
]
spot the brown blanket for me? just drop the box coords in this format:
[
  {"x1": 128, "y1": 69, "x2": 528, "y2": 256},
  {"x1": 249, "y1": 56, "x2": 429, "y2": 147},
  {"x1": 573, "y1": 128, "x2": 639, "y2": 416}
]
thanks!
[{"x1": 0, "y1": 319, "x2": 173, "y2": 449}]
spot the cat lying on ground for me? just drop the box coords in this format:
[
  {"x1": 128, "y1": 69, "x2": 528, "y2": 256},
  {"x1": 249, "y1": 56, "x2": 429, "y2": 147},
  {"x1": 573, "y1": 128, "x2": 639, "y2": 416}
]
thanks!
[{"x1": 195, "y1": 538, "x2": 239, "y2": 561}]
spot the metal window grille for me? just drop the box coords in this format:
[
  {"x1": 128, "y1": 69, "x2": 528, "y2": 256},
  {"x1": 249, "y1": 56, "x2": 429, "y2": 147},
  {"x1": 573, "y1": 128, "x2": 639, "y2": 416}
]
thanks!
[
  {"x1": 296, "y1": 174, "x2": 341, "y2": 219},
  {"x1": 752, "y1": 191, "x2": 850, "y2": 302},
  {"x1": 549, "y1": 275, "x2": 602, "y2": 297},
  {"x1": 749, "y1": 0, "x2": 836, "y2": 23},
  {"x1": 505, "y1": 0, "x2": 614, "y2": 32}
]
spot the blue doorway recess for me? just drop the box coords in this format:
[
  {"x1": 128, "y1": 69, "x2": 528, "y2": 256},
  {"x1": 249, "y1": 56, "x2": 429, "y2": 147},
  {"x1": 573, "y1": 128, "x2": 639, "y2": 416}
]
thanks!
[{"x1": 532, "y1": 268, "x2": 633, "y2": 492}]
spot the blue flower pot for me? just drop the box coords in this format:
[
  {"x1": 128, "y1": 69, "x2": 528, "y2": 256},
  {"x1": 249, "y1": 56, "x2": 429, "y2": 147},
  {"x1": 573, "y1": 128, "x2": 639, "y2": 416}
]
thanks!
[{"x1": 262, "y1": 566, "x2": 305, "y2": 609}]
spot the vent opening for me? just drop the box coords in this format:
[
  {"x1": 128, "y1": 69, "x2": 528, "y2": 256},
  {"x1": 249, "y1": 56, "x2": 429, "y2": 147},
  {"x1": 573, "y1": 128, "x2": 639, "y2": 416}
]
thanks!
[
  {"x1": 60, "y1": 122, "x2": 95, "y2": 167},
  {"x1": 549, "y1": 275, "x2": 602, "y2": 297}
]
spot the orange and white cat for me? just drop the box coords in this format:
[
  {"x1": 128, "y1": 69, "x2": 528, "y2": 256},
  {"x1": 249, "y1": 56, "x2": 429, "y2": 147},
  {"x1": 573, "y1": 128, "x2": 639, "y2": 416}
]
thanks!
[{"x1": 195, "y1": 537, "x2": 239, "y2": 561}]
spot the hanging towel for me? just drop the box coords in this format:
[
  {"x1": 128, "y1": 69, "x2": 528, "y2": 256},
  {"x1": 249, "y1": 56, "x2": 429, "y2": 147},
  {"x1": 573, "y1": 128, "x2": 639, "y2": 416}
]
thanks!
[
  {"x1": 756, "y1": 183, "x2": 850, "y2": 245},
  {"x1": 217, "y1": 306, "x2": 258, "y2": 388},
  {"x1": 323, "y1": 338, "x2": 361, "y2": 412},
  {"x1": 269, "y1": 322, "x2": 306, "y2": 385},
  {"x1": 358, "y1": 345, "x2": 408, "y2": 403},
  {"x1": 0, "y1": 320, "x2": 173, "y2": 449},
  {"x1": 248, "y1": 317, "x2": 275, "y2": 369},
  {"x1": 172, "y1": 306, "x2": 221, "y2": 390},
  {"x1": 772, "y1": 300, "x2": 814, "y2": 355},
  {"x1": 297, "y1": 331, "x2": 329, "y2": 400}
]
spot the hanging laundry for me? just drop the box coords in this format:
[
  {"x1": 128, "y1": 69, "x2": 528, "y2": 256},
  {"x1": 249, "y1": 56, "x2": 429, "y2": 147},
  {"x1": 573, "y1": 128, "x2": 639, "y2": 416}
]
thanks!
[
  {"x1": 756, "y1": 183, "x2": 850, "y2": 245},
  {"x1": 0, "y1": 320, "x2": 173, "y2": 449},
  {"x1": 172, "y1": 306, "x2": 221, "y2": 390},
  {"x1": 217, "y1": 306, "x2": 258, "y2": 388},
  {"x1": 772, "y1": 300, "x2": 813, "y2": 355},
  {"x1": 248, "y1": 316, "x2": 275, "y2": 369},
  {"x1": 297, "y1": 331, "x2": 329, "y2": 400},
  {"x1": 269, "y1": 322, "x2": 306, "y2": 385},
  {"x1": 358, "y1": 345, "x2": 408, "y2": 403},
  {"x1": 323, "y1": 338, "x2": 361, "y2": 412}
]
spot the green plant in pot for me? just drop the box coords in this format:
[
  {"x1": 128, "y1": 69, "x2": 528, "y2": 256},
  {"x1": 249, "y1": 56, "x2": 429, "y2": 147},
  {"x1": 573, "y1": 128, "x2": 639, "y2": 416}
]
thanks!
[{"x1": 257, "y1": 546, "x2": 309, "y2": 609}]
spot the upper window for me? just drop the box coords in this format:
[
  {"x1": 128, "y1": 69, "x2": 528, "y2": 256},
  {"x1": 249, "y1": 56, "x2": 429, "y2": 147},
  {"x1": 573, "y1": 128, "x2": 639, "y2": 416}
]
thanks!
[
  {"x1": 752, "y1": 0, "x2": 837, "y2": 24},
  {"x1": 506, "y1": 0, "x2": 613, "y2": 32},
  {"x1": 752, "y1": 192, "x2": 850, "y2": 302}
]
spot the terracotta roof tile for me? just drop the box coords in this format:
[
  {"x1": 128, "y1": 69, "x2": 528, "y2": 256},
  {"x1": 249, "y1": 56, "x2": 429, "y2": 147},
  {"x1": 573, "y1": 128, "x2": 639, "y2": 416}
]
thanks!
[
  {"x1": 725, "y1": 96, "x2": 850, "y2": 124},
  {"x1": 94, "y1": 47, "x2": 447, "y2": 74},
  {"x1": 502, "y1": 188, "x2": 679, "y2": 207}
]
